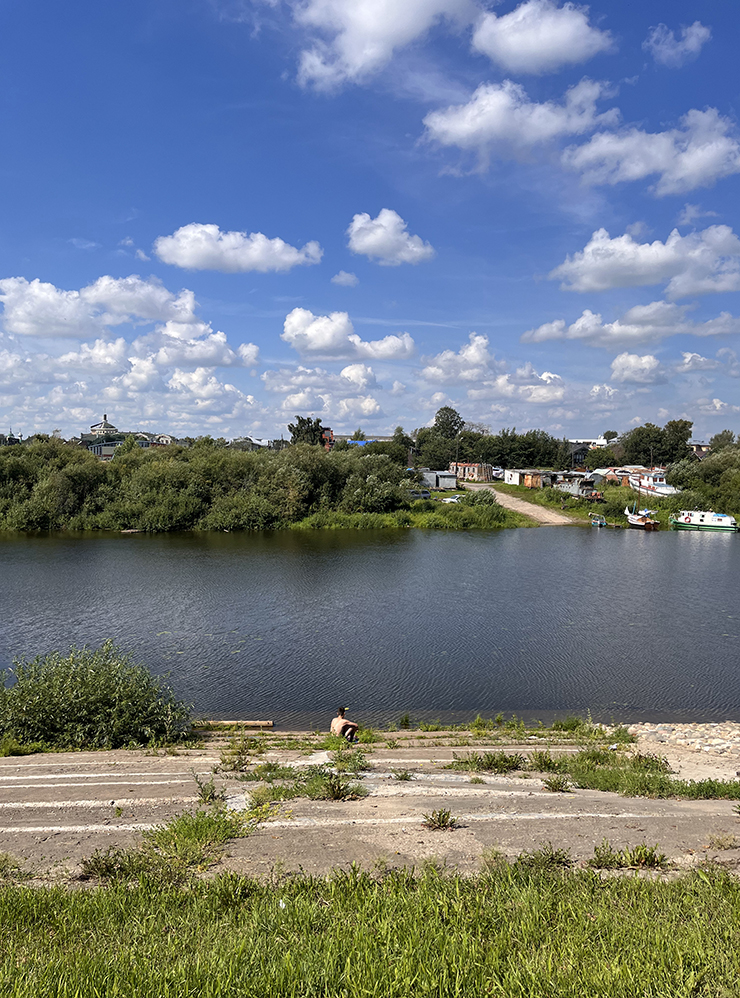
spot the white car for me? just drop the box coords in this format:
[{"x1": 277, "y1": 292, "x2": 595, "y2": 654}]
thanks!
[{"x1": 439, "y1": 495, "x2": 462, "y2": 504}]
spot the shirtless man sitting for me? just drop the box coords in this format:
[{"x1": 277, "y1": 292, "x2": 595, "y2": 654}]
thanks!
[{"x1": 330, "y1": 707, "x2": 359, "y2": 743}]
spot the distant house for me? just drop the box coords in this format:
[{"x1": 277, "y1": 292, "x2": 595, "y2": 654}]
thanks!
[
  {"x1": 504, "y1": 469, "x2": 523, "y2": 486},
  {"x1": 321, "y1": 428, "x2": 334, "y2": 451},
  {"x1": 689, "y1": 441, "x2": 711, "y2": 459},
  {"x1": 449, "y1": 462, "x2": 496, "y2": 482}
]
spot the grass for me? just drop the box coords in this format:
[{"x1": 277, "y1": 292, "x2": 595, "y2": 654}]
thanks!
[
  {"x1": 82, "y1": 805, "x2": 271, "y2": 885},
  {"x1": 244, "y1": 765, "x2": 369, "y2": 804},
  {"x1": 4, "y1": 865, "x2": 740, "y2": 994},
  {"x1": 542, "y1": 774, "x2": 572, "y2": 793},
  {"x1": 422, "y1": 808, "x2": 458, "y2": 830},
  {"x1": 391, "y1": 768, "x2": 414, "y2": 781},
  {"x1": 446, "y1": 751, "x2": 525, "y2": 774},
  {"x1": 588, "y1": 838, "x2": 668, "y2": 870}
]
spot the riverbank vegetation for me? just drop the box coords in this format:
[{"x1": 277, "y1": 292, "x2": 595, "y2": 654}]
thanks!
[
  {"x1": 0, "y1": 437, "x2": 522, "y2": 533},
  {"x1": 2, "y1": 863, "x2": 740, "y2": 995},
  {"x1": 0, "y1": 641, "x2": 191, "y2": 750}
]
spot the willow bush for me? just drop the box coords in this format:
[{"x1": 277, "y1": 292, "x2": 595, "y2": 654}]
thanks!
[{"x1": 0, "y1": 640, "x2": 191, "y2": 749}]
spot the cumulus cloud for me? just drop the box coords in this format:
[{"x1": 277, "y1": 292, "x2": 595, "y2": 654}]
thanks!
[
  {"x1": 347, "y1": 209, "x2": 435, "y2": 266},
  {"x1": 340, "y1": 362, "x2": 377, "y2": 389},
  {"x1": 550, "y1": 225, "x2": 740, "y2": 298},
  {"x1": 610, "y1": 352, "x2": 665, "y2": 384},
  {"x1": 696, "y1": 396, "x2": 740, "y2": 415},
  {"x1": 331, "y1": 270, "x2": 359, "y2": 286},
  {"x1": 281, "y1": 307, "x2": 415, "y2": 359},
  {"x1": 424, "y1": 78, "x2": 616, "y2": 162},
  {"x1": 293, "y1": 0, "x2": 477, "y2": 89},
  {"x1": 153, "y1": 222, "x2": 323, "y2": 273},
  {"x1": 675, "y1": 352, "x2": 719, "y2": 374},
  {"x1": 522, "y1": 300, "x2": 740, "y2": 348},
  {"x1": 421, "y1": 332, "x2": 505, "y2": 383},
  {"x1": 0, "y1": 275, "x2": 200, "y2": 338},
  {"x1": 562, "y1": 108, "x2": 740, "y2": 196},
  {"x1": 643, "y1": 21, "x2": 711, "y2": 68},
  {"x1": 472, "y1": 0, "x2": 613, "y2": 75}
]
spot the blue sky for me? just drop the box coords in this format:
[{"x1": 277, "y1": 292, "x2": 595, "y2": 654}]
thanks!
[{"x1": 1, "y1": 0, "x2": 739, "y2": 441}]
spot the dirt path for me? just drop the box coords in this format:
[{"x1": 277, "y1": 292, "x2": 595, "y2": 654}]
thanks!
[
  {"x1": 466, "y1": 483, "x2": 576, "y2": 525},
  {"x1": 3, "y1": 729, "x2": 739, "y2": 880}
]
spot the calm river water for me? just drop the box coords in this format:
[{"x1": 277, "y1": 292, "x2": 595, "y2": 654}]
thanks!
[{"x1": 1, "y1": 527, "x2": 738, "y2": 727}]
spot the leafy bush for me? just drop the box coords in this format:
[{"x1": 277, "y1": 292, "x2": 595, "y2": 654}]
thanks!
[{"x1": 0, "y1": 640, "x2": 192, "y2": 749}]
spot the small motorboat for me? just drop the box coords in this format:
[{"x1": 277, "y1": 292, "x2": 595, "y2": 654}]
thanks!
[
  {"x1": 624, "y1": 504, "x2": 659, "y2": 530},
  {"x1": 589, "y1": 512, "x2": 607, "y2": 527}
]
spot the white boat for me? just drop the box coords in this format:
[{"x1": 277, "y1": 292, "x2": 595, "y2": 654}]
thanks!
[
  {"x1": 624, "y1": 505, "x2": 659, "y2": 530},
  {"x1": 669, "y1": 510, "x2": 738, "y2": 532},
  {"x1": 628, "y1": 470, "x2": 680, "y2": 499}
]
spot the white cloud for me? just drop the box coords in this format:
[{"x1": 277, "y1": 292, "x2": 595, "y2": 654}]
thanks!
[
  {"x1": 57, "y1": 338, "x2": 130, "y2": 374},
  {"x1": 550, "y1": 224, "x2": 740, "y2": 298},
  {"x1": 522, "y1": 300, "x2": 740, "y2": 348},
  {"x1": 293, "y1": 0, "x2": 477, "y2": 90},
  {"x1": 562, "y1": 108, "x2": 740, "y2": 196},
  {"x1": 339, "y1": 362, "x2": 376, "y2": 389},
  {"x1": 331, "y1": 270, "x2": 359, "y2": 286},
  {"x1": 472, "y1": 0, "x2": 613, "y2": 75},
  {"x1": 421, "y1": 332, "x2": 504, "y2": 383},
  {"x1": 643, "y1": 21, "x2": 711, "y2": 68},
  {"x1": 696, "y1": 396, "x2": 740, "y2": 415},
  {"x1": 423, "y1": 78, "x2": 616, "y2": 162},
  {"x1": 610, "y1": 352, "x2": 665, "y2": 384},
  {"x1": 677, "y1": 203, "x2": 718, "y2": 226},
  {"x1": 335, "y1": 395, "x2": 382, "y2": 418},
  {"x1": 675, "y1": 352, "x2": 719, "y2": 374},
  {"x1": 347, "y1": 209, "x2": 435, "y2": 266},
  {"x1": 281, "y1": 307, "x2": 415, "y2": 359},
  {"x1": 153, "y1": 222, "x2": 323, "y2": 273},
  {"x1": 0, "y1": 275, "x2": 200, "y2": 338}
]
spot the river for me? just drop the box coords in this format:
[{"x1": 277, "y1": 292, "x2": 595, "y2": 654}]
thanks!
[{"x1": 1, "y1": 526, "x2": 738, "y2": 728}]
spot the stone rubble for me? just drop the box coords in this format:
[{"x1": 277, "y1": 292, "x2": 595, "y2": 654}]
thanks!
[{"x1": 626, "y1": 722, "x2": 740, "y2": 757}]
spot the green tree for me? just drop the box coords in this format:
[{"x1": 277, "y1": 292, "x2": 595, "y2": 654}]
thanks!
[
  {"x1": 621, "y1": 423, "x2": 665, "y2": 465},
  {"x1": 662, "y1": 419, "x2": 693, "y2": 463},
  {"x1": 604, "y1": 430, "x2": 618, "y2": 443},
  {"x1": 433, "y1": 407, "x2": 464, "y2": 439},
  {"x1": 350, "y1": 428, "x2": 366, "y2": 441},
  {"x1": 583, "y1": 447, "x2": 617, "y2": 470},
  {"x1": 288, "y1": 416, "x2": 326, "y2": 446},
  {"x1": 710, "y1": 429, "x2": 736, "y2": 452}
]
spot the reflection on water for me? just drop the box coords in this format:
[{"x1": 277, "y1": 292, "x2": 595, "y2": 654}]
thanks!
[{"x1": 1, "y1": 527, "x2": 738, "y2": 727}]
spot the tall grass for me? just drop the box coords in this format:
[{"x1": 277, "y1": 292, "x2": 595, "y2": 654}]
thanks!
[
  {"x1": 0, "y1": 640, "x2": 191, "y2": 749},
  {"x1": 2, "y1": 866, "x2": 740, "y2": 995}
]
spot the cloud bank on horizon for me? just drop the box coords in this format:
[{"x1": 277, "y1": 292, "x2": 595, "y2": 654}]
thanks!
[{"x1": 1, "y1": 0, "x2": 739, "y2": 441}]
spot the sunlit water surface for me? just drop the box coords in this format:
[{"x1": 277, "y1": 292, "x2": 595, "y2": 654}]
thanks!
[{"x1": 1, "y1": 527, "x2": 738, "y2": 728}]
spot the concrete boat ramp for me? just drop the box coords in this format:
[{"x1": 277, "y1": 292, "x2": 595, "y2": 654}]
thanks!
[{"x1": 2, "y1": 728, "x2": 740, "y2": 880}]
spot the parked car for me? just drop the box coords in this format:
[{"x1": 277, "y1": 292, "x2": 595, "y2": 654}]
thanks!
[
  {"x1": 408, "y1": 489, "x2": 431, "y2": 500},
  {"x1": 439, "y1": 495, "x2": 461, "y2": 504}
]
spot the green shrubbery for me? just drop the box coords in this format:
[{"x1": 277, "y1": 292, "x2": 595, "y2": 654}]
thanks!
[
  {"x1": 0, "y1": 640, "x2": 192, "y2": 749},
  {"x1": 0, "y1": 438, "x2": 519, "y2": 533}
]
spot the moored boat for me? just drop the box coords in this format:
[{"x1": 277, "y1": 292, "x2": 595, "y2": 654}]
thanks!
[
  {"x1": 624, "y1": 505, "x2": 659, "y2": 530},
  {"x1": 669, "y1": 510, "x2": 738, "y2": 532},
  {"x1": 589, "y1": 512, "x2": 606, "y2": 527},
  {"x1": 628, "y1": 470, "x2": 680, "y2": 499}
]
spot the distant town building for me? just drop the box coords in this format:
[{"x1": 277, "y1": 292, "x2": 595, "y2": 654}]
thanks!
[
  {"x1": 89, "y1": 414, "x2": 118, "y2": 436},
  {"x1": 689, "y1": 441, "x2": 711, "y2": 458}
]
